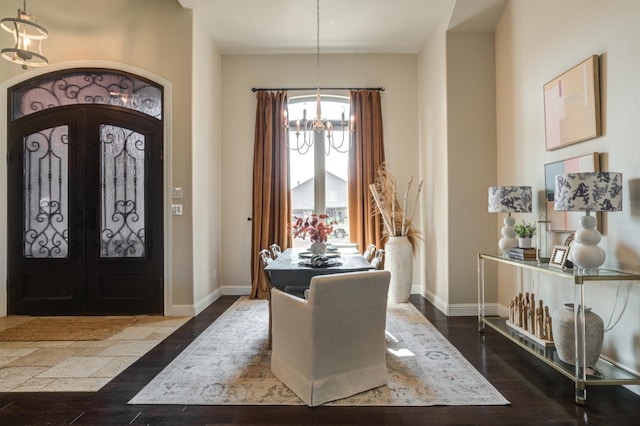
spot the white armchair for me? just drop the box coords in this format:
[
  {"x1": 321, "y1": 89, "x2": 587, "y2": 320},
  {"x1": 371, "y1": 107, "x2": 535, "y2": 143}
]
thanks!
[{"x1": 270, "y1": 270, "x2": 391, "y2": 407}]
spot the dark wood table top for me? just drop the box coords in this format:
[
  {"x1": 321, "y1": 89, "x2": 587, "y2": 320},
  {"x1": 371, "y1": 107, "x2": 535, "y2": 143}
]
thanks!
[{"x1": 264, "y1": 247, "x2": 374, "y2": 289}]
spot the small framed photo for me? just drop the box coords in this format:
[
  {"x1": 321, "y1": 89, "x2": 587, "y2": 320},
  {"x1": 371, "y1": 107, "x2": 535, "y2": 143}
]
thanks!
[{"x1": 549, "y1": 245, "x2": 570, "y2": 269}]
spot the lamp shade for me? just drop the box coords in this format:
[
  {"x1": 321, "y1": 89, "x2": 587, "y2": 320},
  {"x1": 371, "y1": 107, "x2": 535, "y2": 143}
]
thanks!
[
  {"x1": 488, "y1": 186, "x2": 532, "y2": 213},
  {"x1": 554, "y1": 172, "x2": 623, "y2": 212}
]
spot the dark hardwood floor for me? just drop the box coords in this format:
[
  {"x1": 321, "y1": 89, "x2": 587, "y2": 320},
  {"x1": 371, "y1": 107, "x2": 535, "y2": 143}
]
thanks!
[{"x1": 1, "y1": 295, "x2": 639, "y2": 425}]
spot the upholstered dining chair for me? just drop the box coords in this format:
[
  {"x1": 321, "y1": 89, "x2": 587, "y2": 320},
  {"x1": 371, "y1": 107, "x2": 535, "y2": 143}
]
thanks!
[
  {"x1": 258, "y1": 249, "x2": 274, "y2": 347},
  {"x1": 362, "y1": 243, "x2": 377, "y2": 263},
  {"x1": 371, "y1": 249, "x2": 385, "y2": 270},
  {"x1": 270, "y1": 270, "x2": 391, "y2": 406},
  {"x1": 269, "y1": 243, "x2": 282, "y2": 259}
]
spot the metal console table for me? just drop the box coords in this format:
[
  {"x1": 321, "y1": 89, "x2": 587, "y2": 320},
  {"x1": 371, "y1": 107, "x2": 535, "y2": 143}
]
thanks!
[{"x1": 477, "y1": 252, "x2": 640, "y2": 404}]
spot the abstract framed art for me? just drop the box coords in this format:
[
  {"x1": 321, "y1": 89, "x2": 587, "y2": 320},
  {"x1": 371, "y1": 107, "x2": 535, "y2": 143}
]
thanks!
[
  {"x1": 543, "y1": 55, "x2": 601, "y2": 151},
  {"x1": 544, "y1": 152, "x2": 601, "y2": 232}
]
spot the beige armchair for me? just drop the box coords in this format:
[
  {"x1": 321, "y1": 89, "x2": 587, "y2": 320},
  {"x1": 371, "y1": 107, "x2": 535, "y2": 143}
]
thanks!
[{"x1": 270, "y1": 270, "x2": 391, "y2": 407}]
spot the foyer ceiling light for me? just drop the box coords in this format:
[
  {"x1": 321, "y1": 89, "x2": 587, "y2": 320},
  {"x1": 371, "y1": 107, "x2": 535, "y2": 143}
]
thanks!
[
  {"x1": 288, "y1": 0, "x2": 353, "y2": 156},
  {"x1": 1, "y1": 0, "x2": 48, "y2": 70}
]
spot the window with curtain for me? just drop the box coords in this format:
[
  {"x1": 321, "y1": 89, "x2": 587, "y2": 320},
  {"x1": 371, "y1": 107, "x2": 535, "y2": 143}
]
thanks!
[{"x1": 287, "y1": 95, "x2": 351, "y2": 246}]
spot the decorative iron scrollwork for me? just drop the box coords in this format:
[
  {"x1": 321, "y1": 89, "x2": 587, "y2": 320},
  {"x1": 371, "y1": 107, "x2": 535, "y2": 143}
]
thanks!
[
  {"x1": 100, "y1": 125, "x2": 146, "y2": 258},
  {"x1": 23, "y1": 126, "x2": 69, "y2": 258},
  {"x1": 12, "y1": 71, "x2": 162, "y2": 120}
]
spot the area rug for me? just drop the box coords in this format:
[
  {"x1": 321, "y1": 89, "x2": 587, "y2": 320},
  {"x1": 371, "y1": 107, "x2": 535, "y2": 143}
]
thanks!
[
  {"x1": 129, "y1": 297, "x2": 508, "y2": 406},
  {"x1": 0, "y1": 317, "x2": 139, "y2": 341}
]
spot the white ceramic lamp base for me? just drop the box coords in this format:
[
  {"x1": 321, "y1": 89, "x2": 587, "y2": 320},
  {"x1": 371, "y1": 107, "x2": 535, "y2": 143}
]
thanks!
[
  {"x1": 571, "y1": 213, "x2": 605, "y2": 273},
  {"x1": 498, "y1": 215, "x2": 518, "y2": 257}
]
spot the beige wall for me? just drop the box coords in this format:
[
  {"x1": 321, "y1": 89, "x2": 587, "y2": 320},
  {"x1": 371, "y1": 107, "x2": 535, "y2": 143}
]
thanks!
[
  {"x1": 446, "y1": 32, "x2": 498, "y2": 310},
  {"x1": 220, "y1": 54, "x2": 422, "y2": 292},
  {"x1": 191, "y1": 9, "x2": 223, "y2": 310},
  {"x1": 495, "y1": 0, "x2": 640, "y2": 381},
  {"x1": 418, "y1": 14, "x2": 450, "y2": 310},
  {"x1": 418, "y1": 9, "x2": 498, "y2": 315},
  {"x1": 0, "y1": 0, "x2": 195, "y2": 312}
]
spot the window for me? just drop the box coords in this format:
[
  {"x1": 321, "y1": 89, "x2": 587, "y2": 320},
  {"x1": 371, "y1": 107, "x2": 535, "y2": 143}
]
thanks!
[{"x1": 288, "y1": 95, "x2": 350, "y2": 246}]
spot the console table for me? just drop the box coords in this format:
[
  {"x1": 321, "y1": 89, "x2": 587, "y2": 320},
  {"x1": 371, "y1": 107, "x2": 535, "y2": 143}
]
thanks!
[{"x1": 477, "y1": 252, "x2": 640, "y2": 404}]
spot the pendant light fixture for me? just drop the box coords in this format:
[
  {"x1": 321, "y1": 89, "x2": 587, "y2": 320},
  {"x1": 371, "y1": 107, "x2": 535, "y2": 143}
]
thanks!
[
  {"x1": 1, "y1": 0, "x2": 48, "y2": 69},
  {"x1": 288, "y1": 0, "x2": 353, "y2": 156}
]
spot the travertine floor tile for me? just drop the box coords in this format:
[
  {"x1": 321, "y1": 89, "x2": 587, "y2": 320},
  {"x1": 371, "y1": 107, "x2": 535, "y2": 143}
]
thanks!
[
  {"x1": 110, "y1": 326, "x2": 157, "y2": 340},
  {"x1": 92, "y1": 356, "x2": 139, "y2": 377},
  {"x1": 37, "y1": 356, "x2": 116, "y2": 378},
  {"x1": 40, "y1": 377, "x2": 112, "y2": 392},
  {"x1": 0, "y1": 366, "x2": 48, "y2": 391},
  {"x1": 0, "y1": 347, "x2": 39, "y2": 357},
  {"x1": 6, "y1": 347, "x2": 84, "y2": 367},
  {"x1": 11, "y1": 377, "x2": 56, "y2": 392},
  {"x1": 0, "y1": 314, "x2": 187, "y2": 392},
  {"x1": 98, "y1": 340, "x2": 157, "y2": 357}
]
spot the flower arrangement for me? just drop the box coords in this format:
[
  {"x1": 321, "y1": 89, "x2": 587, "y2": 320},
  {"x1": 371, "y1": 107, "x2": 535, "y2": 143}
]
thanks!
[
  {"x1": 369, "y1": 163, "x2": 423, "y2": 253},
  {"x1": 291, "y1": 213, "x2": 336, "y2": 243},
  {"x1": 514, "y1": 220, "x2": 536, "y2": 238}
]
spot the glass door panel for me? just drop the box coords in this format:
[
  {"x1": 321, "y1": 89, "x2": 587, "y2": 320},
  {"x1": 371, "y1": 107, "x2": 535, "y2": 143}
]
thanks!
[
  {"x1": 99, "y1": 124, "x2": 146, "y2": 258},
  {"x1": 23, "y1": 125, "x2": 69, "y2": 258}
]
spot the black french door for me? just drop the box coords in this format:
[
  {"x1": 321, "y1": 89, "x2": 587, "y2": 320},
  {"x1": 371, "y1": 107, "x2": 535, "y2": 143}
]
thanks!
[{"x1": 7, "y1": 105, "x2": 163, "y2": 315}]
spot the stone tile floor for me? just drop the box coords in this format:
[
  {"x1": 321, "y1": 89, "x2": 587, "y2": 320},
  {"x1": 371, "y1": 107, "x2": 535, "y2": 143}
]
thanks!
[{"x1": 0, "y1": 315, "x2": 190, "y2": 392}]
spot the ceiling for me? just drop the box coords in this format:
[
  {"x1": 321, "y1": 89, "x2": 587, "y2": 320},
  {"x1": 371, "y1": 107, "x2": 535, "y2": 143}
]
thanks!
[{"x1": 177, "y1": 0, "x2": 507, "y2": 55}]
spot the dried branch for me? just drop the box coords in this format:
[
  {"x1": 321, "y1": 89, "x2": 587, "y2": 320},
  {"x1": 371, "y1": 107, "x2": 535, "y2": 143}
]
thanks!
[
  {"x1": 369, "y1": 184, "x2": 393, "y2": 235},
  {"x1": 408, "y1": 179, "x2": 423, "y2": 224},
  {"x1": 391, "y1": 184, "x2": 396, "y2": 236},
  {"x1": 370, "y1": 163, "x2": 424, "y2": 254},
  {"x1": 401, "y1": 176, "x2": 413, "y2": 236}
]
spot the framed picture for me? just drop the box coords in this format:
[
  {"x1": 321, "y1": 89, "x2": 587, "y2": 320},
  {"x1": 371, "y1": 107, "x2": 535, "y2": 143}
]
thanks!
[
  {"x1": 544, "y1": 55, "x2": 601, "y2": 150},
  {"x1": 549, "y1": 245, "x2": 570, "y2": 269},
  {"x1": 544, "y1": 152, "x2": 601, "y2": 232}
]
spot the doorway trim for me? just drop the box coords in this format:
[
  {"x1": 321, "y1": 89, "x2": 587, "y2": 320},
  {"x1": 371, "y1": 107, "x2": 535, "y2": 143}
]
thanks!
[{"x1": 0, "y1": 60, "x2": 174, "y2": 317}]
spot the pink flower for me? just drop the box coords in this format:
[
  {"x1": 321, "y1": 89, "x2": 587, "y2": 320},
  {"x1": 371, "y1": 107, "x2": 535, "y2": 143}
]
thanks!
[{"x1": 291, "y1": 213, "x2": 336, "y2": 243}]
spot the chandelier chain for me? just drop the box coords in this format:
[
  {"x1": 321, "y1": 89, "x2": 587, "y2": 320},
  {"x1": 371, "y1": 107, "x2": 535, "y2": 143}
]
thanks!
[
  {"x1": 316, "y1": 0, "x2": 320, "y2": 92},
  {"x1": 285, "y1": 0, "x2": 353, "y2": 156}
]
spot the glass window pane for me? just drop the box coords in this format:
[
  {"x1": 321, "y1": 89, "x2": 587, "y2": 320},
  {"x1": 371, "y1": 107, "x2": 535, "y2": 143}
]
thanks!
[
  {"x1": 288, "y1": 95, "x2": 350, "y2": 246},
  {"x1": 325, "y1": 146, "x2": 349, "y2": 243},
  {"x1": 100, "y1": 124, "x2": 146, "y2": 258},
  {"x1": 23, "y1": 126, "x2": 69, "y2": 258},
  {"x1": 12, "y1": 71, "x2": 162, "y2": 121}
]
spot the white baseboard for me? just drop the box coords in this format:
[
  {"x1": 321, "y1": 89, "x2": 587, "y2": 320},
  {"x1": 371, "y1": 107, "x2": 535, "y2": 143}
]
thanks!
[
  {"x1": 421, "y1": 287, "x2": 447, "y2": 314},
  {"x1": 165, "y1": 288, "x2": 224, "y2": 317},
  {"x1": 193, "y1": 288, "x2": 223, "y2": 316},
  {"x1": 222, "y1": 286, "x2": 252, "y2": 296},
  {"x1": 421, "y1": 288, "x2": 500, "y2": 317},
  {"x1": 165, "y1": 304, "x2": 197, "y2": 317}
]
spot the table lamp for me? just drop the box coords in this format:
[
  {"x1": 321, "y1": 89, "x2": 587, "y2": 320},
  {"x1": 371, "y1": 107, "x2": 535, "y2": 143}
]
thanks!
[
  {"x1": 488, "y1": 186, "x2": 532, "y2": 257},
  {"x1": 554, "y1": 172, "x2": 622, "y2": 273}
]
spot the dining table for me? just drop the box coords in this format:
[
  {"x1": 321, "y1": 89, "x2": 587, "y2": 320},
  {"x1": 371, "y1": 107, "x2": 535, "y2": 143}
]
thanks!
[{"x1": 264, "y1": 247, "x2": 375, "y2": 290}]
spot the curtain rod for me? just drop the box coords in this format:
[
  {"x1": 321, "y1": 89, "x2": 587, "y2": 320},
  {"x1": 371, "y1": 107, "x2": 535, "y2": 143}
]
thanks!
[{"x1": 251, "y1": 87, "x2": 384, "y2": 92}]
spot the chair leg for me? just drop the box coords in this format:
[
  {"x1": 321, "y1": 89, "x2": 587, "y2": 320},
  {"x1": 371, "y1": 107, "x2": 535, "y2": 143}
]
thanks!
[{"x1": 267, "y1": 286, "x2": 273, "y2": 349}]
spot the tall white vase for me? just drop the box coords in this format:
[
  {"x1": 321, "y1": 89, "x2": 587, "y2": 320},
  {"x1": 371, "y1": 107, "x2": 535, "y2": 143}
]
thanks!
[{"x1": 384, "y1": 236, "x2": 413, "y2": 303}]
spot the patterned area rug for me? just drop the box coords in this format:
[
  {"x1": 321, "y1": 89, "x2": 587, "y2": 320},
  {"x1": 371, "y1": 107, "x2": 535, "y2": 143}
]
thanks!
[{"x1": 129, "y1": 297, "x2": 509, "y2": 406}]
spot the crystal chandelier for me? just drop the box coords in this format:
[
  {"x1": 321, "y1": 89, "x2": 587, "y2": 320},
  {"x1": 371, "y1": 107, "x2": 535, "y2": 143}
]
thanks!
[
  {"x1": 287, "y1": 0, "x2": 353, "y2": 156},
  {"x1": 1, "y1": 0, "x2": 48, "y2": 70}
]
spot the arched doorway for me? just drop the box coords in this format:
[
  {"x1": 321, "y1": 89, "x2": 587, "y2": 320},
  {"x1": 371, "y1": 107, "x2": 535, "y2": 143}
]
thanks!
[{"x1": 6, "y1": 69, "x2": 164, "y2": 315}]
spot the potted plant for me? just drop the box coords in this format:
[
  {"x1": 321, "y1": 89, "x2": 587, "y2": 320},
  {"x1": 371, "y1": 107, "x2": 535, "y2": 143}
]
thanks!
[
  {"x1": 291, "y1": 213, "x2": 336, "y2": 254},
  {"x1": 514, "y1": 220, "x2": 536, "y2": 248},
  {"x1": 369, "y1": 163, "x2": 423, "y2": 302}
]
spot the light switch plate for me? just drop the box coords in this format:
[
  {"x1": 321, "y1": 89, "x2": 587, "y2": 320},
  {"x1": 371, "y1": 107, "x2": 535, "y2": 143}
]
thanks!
[
  {"x1": 171, "y1": 204, "x2": 183, "y2": 215},
  {"x1": 172, "y1": 187, "x2": 183, "y2": 199}
]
